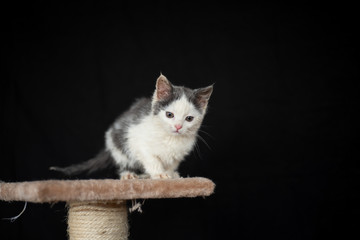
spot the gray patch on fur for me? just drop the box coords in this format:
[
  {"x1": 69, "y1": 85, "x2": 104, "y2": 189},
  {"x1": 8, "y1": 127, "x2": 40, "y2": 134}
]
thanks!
[
  {"x1": 111, "y1": 98, "x2": 152, "y2": 151},
  {"x1": 153, "y1": 86, "x2": 203, "y2": 115},
  {"x1": 114, "y1": 98, "x2": 152, "y2": 126},
  {"x1": 109, "y1": 98, "x2": 151, "y2": 174},
  {"x1": 111, "y1": 128, "x2": 127, "y2": 154},
  {"x1": 117, "y1": 161, "x2": 145, "y2": 175}
]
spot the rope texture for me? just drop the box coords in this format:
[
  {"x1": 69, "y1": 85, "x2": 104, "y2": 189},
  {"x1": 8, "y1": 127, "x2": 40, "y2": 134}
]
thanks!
[{"x1": 68, "y1": 201, "x2": 128, "y2": 240}]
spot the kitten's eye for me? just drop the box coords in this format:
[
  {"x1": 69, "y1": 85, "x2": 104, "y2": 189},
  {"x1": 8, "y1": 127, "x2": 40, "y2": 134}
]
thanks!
[
  {"x1": 166, "y1": 111, "x2": 174, "y2": 118},
  {"x1": 185, "y1": 116, "x2": 194, "y2": 122}
]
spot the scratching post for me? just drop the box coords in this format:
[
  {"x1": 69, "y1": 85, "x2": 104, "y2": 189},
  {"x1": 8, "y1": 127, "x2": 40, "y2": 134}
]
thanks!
[
  {"x1": 68, "y1": 201, "x2": 128, "y2": 240},
  {"x1": 0, "y1": 178, "x2": 215, "y2": 240}
]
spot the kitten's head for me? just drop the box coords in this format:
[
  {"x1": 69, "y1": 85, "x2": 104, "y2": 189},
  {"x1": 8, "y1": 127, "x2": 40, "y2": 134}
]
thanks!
[{"x1": 152, "y1": 74, "x2": 213, "y2": 136}]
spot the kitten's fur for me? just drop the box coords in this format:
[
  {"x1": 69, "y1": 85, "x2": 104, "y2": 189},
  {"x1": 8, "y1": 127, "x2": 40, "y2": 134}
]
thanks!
[{"x1": 51, "y1": 74, "x2": 213, "y2": 179}]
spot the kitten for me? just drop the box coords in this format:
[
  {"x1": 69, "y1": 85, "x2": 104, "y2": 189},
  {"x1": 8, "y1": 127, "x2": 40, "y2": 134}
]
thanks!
[{"x1": 51, "y1": 74, "x2": 213, "y2": 179}]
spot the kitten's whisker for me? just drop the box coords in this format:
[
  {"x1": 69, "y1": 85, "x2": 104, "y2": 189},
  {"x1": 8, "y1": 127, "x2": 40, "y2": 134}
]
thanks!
[
  {"x1": 196, "y1": 134, "x2": 212, "y2": 150},
  {"x1": 198, "y1": 129, "x2": 215, "y2": 140},
  {"x1": 194, "y1": 142, "x2": 202, "y2": 160},
  {"x1": 200, "y1": 124, "x2": 212, "y2": 129}
]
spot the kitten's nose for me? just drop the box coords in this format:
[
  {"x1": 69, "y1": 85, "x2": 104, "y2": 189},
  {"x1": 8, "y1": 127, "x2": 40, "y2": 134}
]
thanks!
[{"x1": 175, "y1": 124, "x2": 182, "y2": 131}]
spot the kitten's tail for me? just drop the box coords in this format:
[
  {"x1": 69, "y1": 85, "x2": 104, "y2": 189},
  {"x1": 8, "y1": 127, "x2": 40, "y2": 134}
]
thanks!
[{"x1": 50, "y1": 150, "x2": 113, "y2": 176}]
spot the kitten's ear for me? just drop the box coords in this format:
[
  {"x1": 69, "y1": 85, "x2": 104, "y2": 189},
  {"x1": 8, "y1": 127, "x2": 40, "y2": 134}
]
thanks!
[
  {"x1": 155, "y1": 74, "x2": 173, "y2": 101},
  {"x1": 195, "y1": 85, "x2": 214, "y2": 109}
]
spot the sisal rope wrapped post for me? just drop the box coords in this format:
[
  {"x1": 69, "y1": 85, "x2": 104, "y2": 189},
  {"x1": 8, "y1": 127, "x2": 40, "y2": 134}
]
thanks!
[
  {"x1": 68, "y1": 201, "x2": 128, "y2": 240},
  {"x1": 0, "y1": 178, "x2": 215, "y2": 240}
]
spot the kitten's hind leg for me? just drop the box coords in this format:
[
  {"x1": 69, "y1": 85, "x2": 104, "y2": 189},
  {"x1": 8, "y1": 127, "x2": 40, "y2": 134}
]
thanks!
[{"x1": 120, "y1": 171, "x2": 138, "y2": 180}]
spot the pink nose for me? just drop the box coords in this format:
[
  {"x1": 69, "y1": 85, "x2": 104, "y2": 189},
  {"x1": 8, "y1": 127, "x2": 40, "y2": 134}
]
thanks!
[{"x1": 175, "y1": 124, "x2": 182, "y2": 131}]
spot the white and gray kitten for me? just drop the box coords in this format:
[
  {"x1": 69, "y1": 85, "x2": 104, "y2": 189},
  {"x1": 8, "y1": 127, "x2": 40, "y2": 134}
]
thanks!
[{"x1": 52, "y1": 74, "x2": 213, "y2": 179}]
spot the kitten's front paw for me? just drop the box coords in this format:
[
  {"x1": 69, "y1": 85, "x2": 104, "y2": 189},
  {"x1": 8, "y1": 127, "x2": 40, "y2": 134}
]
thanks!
[
  {"x1": 151, "y1": 171, "x2": 180, "y2": 179},
  {"x1": 120, "y1": 171, "x2": 138, "y2": 180},
  {"x1": 152, "y1": 173, "x2": 171, "y2": 179},
  {"x1": 171, "y1": 171, "x2": 180, "y2": 179}
]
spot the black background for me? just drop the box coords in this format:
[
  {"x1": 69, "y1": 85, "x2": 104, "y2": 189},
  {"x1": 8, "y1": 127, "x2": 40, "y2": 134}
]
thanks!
[{"x1": 1, "y1": 2, "x2": 359, "y2": 240}]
